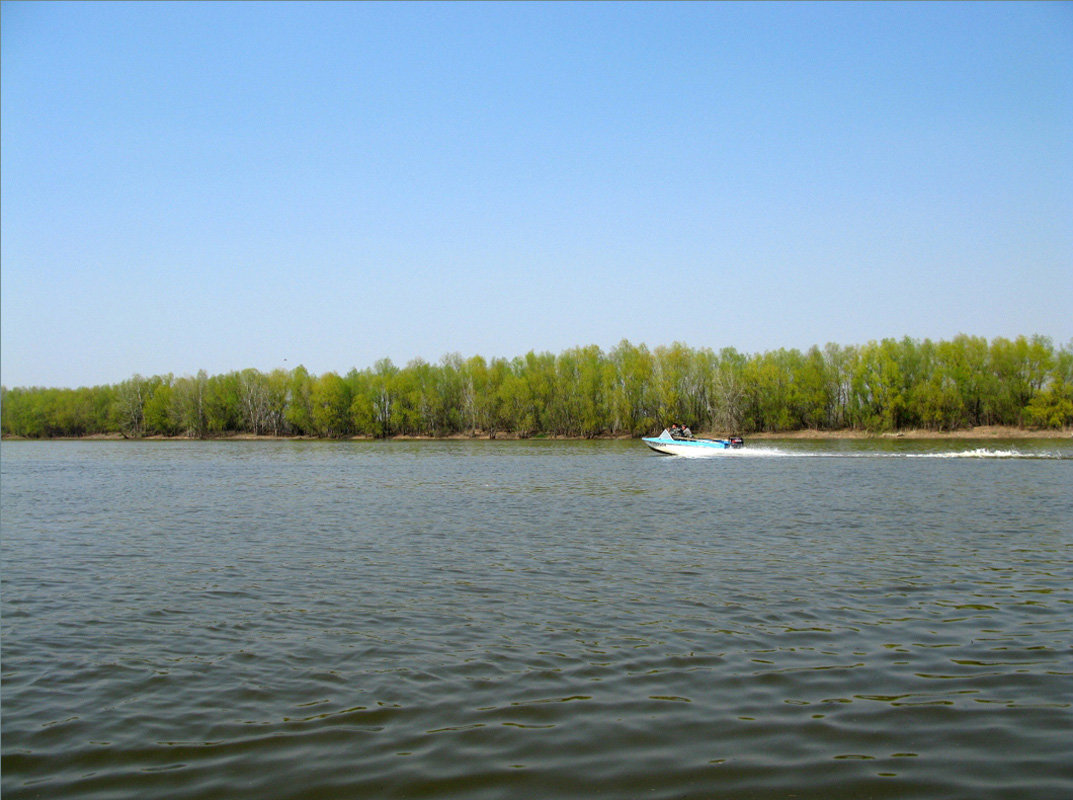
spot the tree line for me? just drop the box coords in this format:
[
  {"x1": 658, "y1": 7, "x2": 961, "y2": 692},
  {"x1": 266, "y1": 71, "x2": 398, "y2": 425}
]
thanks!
[{"x1": 2, "y1": 335, "x2": 1071, "y2": 439}]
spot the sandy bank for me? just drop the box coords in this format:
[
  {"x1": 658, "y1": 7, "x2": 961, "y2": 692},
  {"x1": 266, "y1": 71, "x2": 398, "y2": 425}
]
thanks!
[{"x1": 740, "y1": 425, "x2": 1071, "y2": 440}]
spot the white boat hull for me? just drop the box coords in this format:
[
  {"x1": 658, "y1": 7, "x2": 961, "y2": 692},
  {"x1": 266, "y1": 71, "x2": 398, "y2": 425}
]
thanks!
[{"x1": 642, "y1": 430, "x2": 743, "y2": 456}]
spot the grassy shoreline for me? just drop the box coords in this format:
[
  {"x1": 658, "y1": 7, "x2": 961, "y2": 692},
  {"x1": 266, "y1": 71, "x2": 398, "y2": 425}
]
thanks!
[{"x1": 3, "y1": 425, "x2": 1070, "y2": 442}]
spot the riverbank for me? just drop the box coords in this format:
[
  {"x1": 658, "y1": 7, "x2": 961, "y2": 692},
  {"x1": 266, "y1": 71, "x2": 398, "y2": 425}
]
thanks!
[
  {"x1": 742, "y1": 425, "x2": 1071, "y2": 440},
  {"x1": 3, "y1": 425, "x2": 1070, "y2": 442}
]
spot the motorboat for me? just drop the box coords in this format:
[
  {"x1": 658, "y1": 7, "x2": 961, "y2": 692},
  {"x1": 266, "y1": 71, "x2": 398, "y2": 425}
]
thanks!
[{"x1": 642, "y1": 429, "x2": 744, "y2": 456}]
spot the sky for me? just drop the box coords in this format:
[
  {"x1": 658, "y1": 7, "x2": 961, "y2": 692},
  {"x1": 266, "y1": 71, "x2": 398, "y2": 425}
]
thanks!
[{"x1": 2, "y1": 1, "x2": 1071, "y2": 388}]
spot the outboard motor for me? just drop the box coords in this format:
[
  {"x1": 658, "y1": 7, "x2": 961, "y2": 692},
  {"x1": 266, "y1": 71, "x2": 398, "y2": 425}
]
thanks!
[{"x1": 729, "y1": 436, "x2": 744, "y2": 449}]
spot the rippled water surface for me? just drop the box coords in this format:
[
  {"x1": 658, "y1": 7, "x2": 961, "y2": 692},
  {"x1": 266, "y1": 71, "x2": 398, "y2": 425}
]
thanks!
[{"x1": 2, "y1": 439, "x2": 1071, "y2": 799}]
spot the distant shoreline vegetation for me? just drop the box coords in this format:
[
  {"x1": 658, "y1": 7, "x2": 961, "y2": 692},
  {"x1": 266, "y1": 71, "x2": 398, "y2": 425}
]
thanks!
[{"x1": 2, "y1": 335, "x2": 1072, "y2": 439}]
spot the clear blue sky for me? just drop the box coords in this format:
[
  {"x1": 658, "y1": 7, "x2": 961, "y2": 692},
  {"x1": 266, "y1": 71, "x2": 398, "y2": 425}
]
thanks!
[{"x1": 2, "y1": 1, "x2": 1071, "y2": 388}]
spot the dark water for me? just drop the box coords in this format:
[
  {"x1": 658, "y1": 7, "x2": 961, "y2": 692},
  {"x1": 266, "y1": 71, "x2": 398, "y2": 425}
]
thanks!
[{"x1": 2, "y1": 439, "x2": 1071, "y2": 800}]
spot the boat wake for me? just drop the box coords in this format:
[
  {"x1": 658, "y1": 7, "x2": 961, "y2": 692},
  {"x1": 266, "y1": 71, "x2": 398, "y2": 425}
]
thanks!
[
  {"x1": 661, "y1": 447, "x2": 1069, "y2": 460},
  {"x1": 901, "y1": 447, "x2": 1069, "y2": 460}
]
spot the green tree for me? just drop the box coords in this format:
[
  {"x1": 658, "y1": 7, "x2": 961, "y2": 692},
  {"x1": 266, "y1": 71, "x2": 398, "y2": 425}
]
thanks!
[
  {"x1": 460, "y1": 355, "x2": 493, "y2": 434},
  {"x1": 206, "y1": 372, "x2": 242, "y2": 433},
  {"x1": 608, "y1": 340, "x2": 656, "y2": 434},
  {"x1": 236, "y1": 368, "x2": 276, "y2": 435},
  {"x1": 285, "y1": 366, "x2": 314, "y2": 435},
  {"x1": 1023, "y1": 385, "x2": 1073, "y2": 429},
  {"x1": 347, "y1": 369, "x2": 377, "y2": 436},
  {"x1": 310, "y1": 372, "x2": 352, "y2": 437},
  {"x1": 263, "y1": 369, "x2": 291, "y2": 435},
  {"x1": 522, "y1": 350, "x2": 558, "y2": 434},
  {"x1": 370, "y1": 358, "x2": 399, "y2": 437},
  {"x1": 991, "y1": 335, "x2": 1055, "y2": 425},
  {"x1": 742, "y1": 350, "x2": 800, "y2": 432},
  {"x1": 935, "y1": 335, "x2": 988, "y2": 427},
  {"x1": 114, "y1": 375, "x2": 150, "y2": 437},
  {"x1": 5, "y1": 335, "x2": 1069, "y2": 440},
  {"x1": 497, "y1": 358, "x2": 538, "y2": 436},
  {"x1": 708, "y1": 348, "x2": 747, "y2": 433},
  {"x1": 144, "y1": 378, "x2": 177, "y2": 435},
  {"x1": 1023, "y1": 339, "x2": 1073, "y2": 429},
  {"x1": 171, "y1": 371, "x2": 209, "y2": 437},
  {"x1": 849, "y1": 339, "x2": 912, "y2": 431}
]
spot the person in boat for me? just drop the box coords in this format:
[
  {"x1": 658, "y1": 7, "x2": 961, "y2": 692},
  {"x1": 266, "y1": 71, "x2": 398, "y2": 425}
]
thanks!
[{"x1": 668, "y1": 423, "x2": 693, "y2": 439}]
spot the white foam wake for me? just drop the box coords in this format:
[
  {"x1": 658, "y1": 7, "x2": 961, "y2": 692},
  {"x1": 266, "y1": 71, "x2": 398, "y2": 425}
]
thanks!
[
  {"x1": 902, "y1": 448, "x2": 1063, "y2": 459},
  {"x1": 657, "y1": 447, "x2": 1068, "y2": 460}
]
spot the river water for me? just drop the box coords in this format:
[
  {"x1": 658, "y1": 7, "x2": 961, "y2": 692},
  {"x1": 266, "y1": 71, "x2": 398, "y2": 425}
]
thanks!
[{"x1": 2, "y1": 439, "x2": 1070, "y2": 799}]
